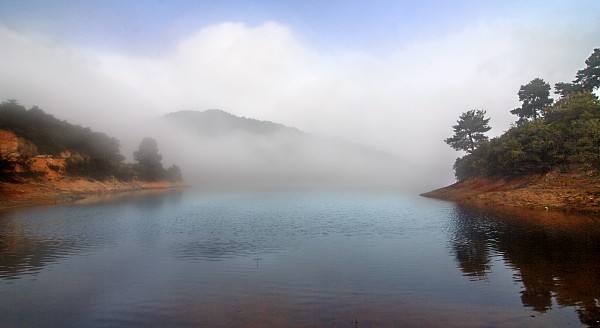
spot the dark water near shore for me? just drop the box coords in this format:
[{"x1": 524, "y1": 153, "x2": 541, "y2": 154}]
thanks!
[{"x1": 1, "y1": 190, "x2": 599, "y2": 327}]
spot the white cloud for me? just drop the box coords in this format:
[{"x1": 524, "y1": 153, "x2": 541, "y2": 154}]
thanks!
[{"x1": 0, "y1": 18, "x2": 598, "y2": 187}]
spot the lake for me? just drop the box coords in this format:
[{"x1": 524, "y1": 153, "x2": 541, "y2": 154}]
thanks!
[{"x1": 1, "y1": 190, "x2": 599, "y2": 327}]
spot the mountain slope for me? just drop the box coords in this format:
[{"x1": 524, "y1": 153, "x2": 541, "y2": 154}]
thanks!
[
  {"x1": 158, "y1": 109, "x2": 406, "y2": 187},
  {"x1": 163, "y1": 109, "x2": 394, "y2": 161},
  {"x1": 164, "y1": 109, "x2": 304, "y2": 137}
]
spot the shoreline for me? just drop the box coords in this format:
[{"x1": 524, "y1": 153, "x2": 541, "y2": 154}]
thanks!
[
  {"x1": 422, "y1": 170, "x2": 600, "y2": 216},
  {"x1": 0, "y1": 178, "x2": 187, "y2": 210}
]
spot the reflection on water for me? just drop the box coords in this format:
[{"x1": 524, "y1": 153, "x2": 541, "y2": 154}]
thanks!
[
  {"x1": 449, "y1": 206, "x2": 600, "y2": 326},
  {"x1": 0, "y1": 212, "x2": 106, "y2": 280},
  {"x1": 0, "y1": 191, "x2": 183, "y2": 280},
  {"x1": 0, "y1": 191, "x2": 599, "y2": 327}
]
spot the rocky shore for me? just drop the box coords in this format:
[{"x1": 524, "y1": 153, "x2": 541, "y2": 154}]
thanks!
[
  {"x1": 422, "y1": 170, "x2": 600, "y2": 215},
  {"x1": 0, "y1": 178, "x2": 186, "y2": 210},
  {"x1": 0, "y1": 128, "x2": 186, "y2": 210}
]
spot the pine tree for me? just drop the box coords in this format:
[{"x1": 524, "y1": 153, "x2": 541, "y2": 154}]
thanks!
[
  {"x1": 511, "y1": 78, "x2": 553, "y2": 122},
  {"x1": 575, "y1": 48, "x2": 600, "y2": 91},
  {"x1": 134, "y1": 137, "x2": 165, "y2": 181},
  {"x1": 445, "y1": 110, "x2": 491, "y2": 153}
]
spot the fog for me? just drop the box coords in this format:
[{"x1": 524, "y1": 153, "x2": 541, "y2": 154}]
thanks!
[
  {"x1": 0, "y1": 13, "x2": 599, "y2": 190},
  {"x1": 124, "y1": 112, "x2": 426, "y2": 190}
]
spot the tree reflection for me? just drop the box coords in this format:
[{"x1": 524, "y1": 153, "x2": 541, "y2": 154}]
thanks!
[
  {"x1": 449, "y1": 206, "x2": 600, "y2": 326},
  {"x1": 0, "y1": 191, "x2": 183, "y2": 280},
  {"x1": 0, "y1": 220, "x2": 82, "y2": 279},
  {"x1": 448, "y1": 211, "x2": 492, "y2": 280}
]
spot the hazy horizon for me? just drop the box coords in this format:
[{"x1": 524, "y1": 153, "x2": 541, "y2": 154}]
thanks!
[{"x1": 1, "y1": 1, "x2": 599, "y2": 189}]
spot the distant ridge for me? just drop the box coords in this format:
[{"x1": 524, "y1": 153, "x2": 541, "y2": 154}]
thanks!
[
  {"x1": 163, "y1": 109, "x2": 397, "y2": 164},
  {"x1": 164, "y1": 109, "x2": 304, "y2": 137}
]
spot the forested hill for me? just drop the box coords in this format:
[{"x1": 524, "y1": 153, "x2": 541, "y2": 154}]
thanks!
[
  {"x1": 0, "y1": 101, "x2": 182, "y2": 182},
  {"x1": 159, "y1": 108, "x2": 408, "y2": 187},
  {"x1": 163, "y1": 109, "x2": 396, "y2": 162},
  {"x1": 446, "y1": 48, "x2": 600, "y2": 181},
  {"x1": 164, "y1": 109, "x2": 304, "y2": 137},
  {"x1": 0, "y1": 100, "x2": 122, "y2": 160}
]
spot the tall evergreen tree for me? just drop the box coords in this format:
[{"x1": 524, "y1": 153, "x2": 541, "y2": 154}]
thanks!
[
  {"x1": 574, "y1": 48, "x2": 600, "y2": 91},
  {"x1": 554, "y1": 82, "x2": 583, "y2": 99},
  {"x1": 445, "y1": 109, "x2": 491, "y2": 153},
  {"x1": 511, "y1": 78, "x2": 553, "y2": 122},
  {"x1": 134, "y1": 137, "x2": 165, "y2": 181},
  {"x1": 555, "y1": 48, "x2": 600, "y2": 99}
]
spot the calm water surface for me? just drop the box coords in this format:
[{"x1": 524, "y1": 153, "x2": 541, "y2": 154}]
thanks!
[{"x1": 1, "y1": 190, "x2": 599, "y2": 327}]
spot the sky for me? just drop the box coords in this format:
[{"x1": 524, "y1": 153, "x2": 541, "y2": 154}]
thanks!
[
  {"x1": 0, "y1": 1, "x2": 545, "y2": 53},
  {"x1": 0, "y1": 0, "x2": 599, "y2": 186}
]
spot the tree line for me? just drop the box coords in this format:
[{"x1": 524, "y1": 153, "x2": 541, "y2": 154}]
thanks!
[
  {"x1": 446, "y1": 48, "x2": 600, "y2": 180},
  {"x1": 0, "y1": 101, "x2": 182, "y2": 182}
]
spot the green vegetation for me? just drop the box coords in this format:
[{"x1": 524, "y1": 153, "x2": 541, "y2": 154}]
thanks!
[
  {"x1": 133, "y1": 137, "x2": 182, "y2": 182},
  {"x1": 574, "y1": 48, "x2": 600, "y2": 91},
  {"x1": 510, "y1": 78, "x2": 553, "y2": 123},
  {"x1": 444, "y1": 109, "x2": 491, "y2": 153},
  {"x1": 447, "y1": 48, "x2": 600, "y2": 181},
  {"x1": 134, "y1": 138, "x2": 164, "y2": 181},
  {"x1": 0, "y1": 101, "x2": 182, "y2": 182}
]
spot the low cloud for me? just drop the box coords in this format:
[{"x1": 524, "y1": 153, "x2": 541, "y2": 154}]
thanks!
[{"x1": 0, "y1": 17, "x2": 598, "y2": 188}]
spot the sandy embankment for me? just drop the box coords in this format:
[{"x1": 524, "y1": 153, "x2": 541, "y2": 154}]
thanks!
[
  {"x1": 0, "y1": 178, "x2": 186, "y2": 209},
  {"x1": 422, "y1": 170, "x2": 600, "y2": 215}
]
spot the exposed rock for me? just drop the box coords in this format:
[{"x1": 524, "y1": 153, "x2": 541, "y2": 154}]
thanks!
[
  {"x1": 1, "y1": 130, "x2": 39, "y2": 179},
  {"x1": 27, "y1": 156, "x2": 67, "y2": 180},
  {"x1": 0, "y1": 129, "x2": 37, "y2": 159},
  {"x1": 0, "y1": 129, "x2": 84, "y2": 180},
  {"x1": 0, "y1": 130, "x2": 19, "y2": 157}
]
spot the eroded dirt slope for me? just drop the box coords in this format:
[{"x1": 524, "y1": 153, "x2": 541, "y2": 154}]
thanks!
[{"x1": 422, "y1": 170, "x2": 600, "y2": 215}]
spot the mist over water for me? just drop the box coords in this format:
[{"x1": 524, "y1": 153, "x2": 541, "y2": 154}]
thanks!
[
  {"x1": 113, "y1": 111, "x2": 426, "y2": 191},
  {"x1": 1, "y1": 5, "x2": 598, "y2": 189},
  {"x1": 156, "y1": 132, "x2": 415, "y2": 190}
]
